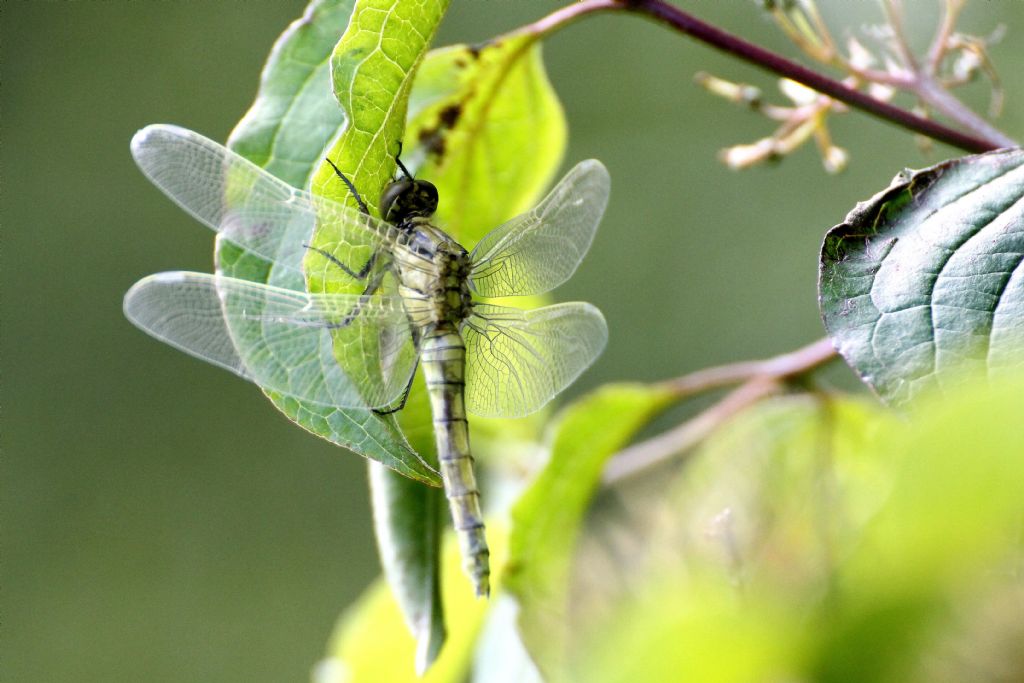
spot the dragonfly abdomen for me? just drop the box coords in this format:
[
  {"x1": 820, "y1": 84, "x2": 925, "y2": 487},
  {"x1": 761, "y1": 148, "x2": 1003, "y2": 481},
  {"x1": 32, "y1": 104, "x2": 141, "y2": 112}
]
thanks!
[{"x1": 420, "y1": 328, "x2": 490, "y2": 597}]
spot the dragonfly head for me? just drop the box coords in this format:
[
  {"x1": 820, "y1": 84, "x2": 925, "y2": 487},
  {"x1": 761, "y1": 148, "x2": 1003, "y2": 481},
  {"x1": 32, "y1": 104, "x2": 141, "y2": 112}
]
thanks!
[{"x1": 380, "y1": 178, "x2": 439, "y2": 223}]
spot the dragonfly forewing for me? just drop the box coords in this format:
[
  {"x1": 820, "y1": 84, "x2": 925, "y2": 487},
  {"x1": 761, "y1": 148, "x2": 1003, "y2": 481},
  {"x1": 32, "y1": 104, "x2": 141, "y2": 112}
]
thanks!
[
  {"x1": 468, "y1": 159, "x2": 610, "y2": 298},
  {"x1": 131, "y1": 125, "x2": 407, "y2": 285}
]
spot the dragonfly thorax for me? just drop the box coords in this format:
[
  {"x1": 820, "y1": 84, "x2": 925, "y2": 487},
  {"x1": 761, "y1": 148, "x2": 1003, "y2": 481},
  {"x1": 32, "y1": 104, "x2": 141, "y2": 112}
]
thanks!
[{"x1": 394, "y1": 225, "x2": 473, "y2": 330}]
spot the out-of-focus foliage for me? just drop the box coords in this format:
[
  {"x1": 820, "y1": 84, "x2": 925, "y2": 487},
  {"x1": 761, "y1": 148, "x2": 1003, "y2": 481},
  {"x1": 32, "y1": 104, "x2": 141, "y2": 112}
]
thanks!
[
  {"x1": 561, "y1": 376, "x2": 1024, "y2": 683},
  {"x1": 505, "y1": 383, "x2": 677, "y2": 679},
  {"x1": 316, "y1": 527, "x2": 508, "y2": 683}
]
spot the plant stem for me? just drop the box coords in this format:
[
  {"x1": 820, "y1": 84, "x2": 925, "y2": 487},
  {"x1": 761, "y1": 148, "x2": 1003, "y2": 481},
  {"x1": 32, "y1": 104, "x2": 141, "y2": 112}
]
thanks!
[
  {"x1": 620, "y1": 0, "x2": 1006, "y2": 152},
  {"x1": 913, "y1": 74, "x2": 1017, "y2": 148},
  {"x1": 603, "y1": 377, "x2": 781, "y2": 484},
  {"x1": 926, "y1": 0, "x2": 963, "y2": 74},
  {"x1": 881, "y1": 0, "x2": 920, "y2": 73},
  {"x1": 603, "y1": 337, "x2": 838, "y2": 484},
  {"x1": 877, "y1": 0, "x2": 1015, "y2": 147},
  {"x1": 659, "y1": 337, "x2": 837, "y2": 399},
  {"x1": 527, "y1": 0, "x2": 1008, "y2": 153}
]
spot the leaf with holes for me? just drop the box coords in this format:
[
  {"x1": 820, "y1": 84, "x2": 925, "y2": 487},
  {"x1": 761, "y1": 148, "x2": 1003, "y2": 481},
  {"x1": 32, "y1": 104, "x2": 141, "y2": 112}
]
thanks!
[
  {"x1": 819, "y1": 148, "x2": 1024, "y2": 405},
  {"x1": 403, "y1": 34, "x2": 567, "y2": 247}
]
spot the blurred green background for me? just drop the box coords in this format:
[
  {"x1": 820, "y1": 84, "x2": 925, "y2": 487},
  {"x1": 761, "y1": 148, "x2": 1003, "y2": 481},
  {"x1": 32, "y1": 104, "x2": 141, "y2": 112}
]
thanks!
[{"x1": 4, "y1": 2, "x2": 1022, "y2": 681}]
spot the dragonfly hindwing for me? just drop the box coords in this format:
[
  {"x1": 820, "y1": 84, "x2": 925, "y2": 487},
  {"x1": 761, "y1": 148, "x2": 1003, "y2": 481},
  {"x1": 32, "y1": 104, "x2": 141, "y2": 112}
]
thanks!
[
  {"x1": 461, "y1": 302, "x2": 608, "y2": 418},
  {"x1": 124, "y1": 272, "x2": 419, "y2": 410}
]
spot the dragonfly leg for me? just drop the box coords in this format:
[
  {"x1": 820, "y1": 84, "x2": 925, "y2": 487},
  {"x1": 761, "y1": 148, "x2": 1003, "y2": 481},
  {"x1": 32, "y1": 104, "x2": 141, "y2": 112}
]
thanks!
[
  {"x1": 321, "y1": 267, "x2": 390, "y2": 330},
  {"x1": 323, "y1": 157, "x2": 370, "y2": 214},
  {"x1": 302, "y1": 244, "x2": 379, "y2": 281},
  {"x1": 393, "y1": 141, "x2": 414, "y2": 181},
  {"x1": 372, "y1": 357, "x2": 420, "y2": 416}
]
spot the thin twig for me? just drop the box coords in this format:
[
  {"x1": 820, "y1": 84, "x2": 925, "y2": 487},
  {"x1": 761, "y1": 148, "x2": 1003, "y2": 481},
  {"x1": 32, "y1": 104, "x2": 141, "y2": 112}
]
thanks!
[
  {"x1": 926, "y1": 0, "x2": 963, "y2": 74},
  {"x1": 620, "y1": 0, "x2": 1007, "y2": 152},
  {"x1": 658, "y1": 337, "x2": 838, "y2": 400},
  {"x1": 603, "y1": 337, "x2": 839, "y2": 484},
  {"x1": 602, "y1": 377, "x2": 780, "y2": 484},
  {"x1": 880, "y1": 0, "x2": 920, "y2": 72},
  {"x1": 521, "y1": 0, "x2": 1008, "y2": 153}
]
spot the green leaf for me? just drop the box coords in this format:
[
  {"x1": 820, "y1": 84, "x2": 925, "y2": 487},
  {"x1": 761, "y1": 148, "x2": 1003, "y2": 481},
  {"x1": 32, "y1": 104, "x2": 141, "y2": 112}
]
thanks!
[
  {"x1": 217, "y1": 0, "x2": 440, "y2": 485},
  {"x1": 402, "y1": 34, "x2": 571, "y2": 447},
  {"x1": 309, "y1": 2, "x2": 453, "y2": 669},
  {"x1": 316, "y1": 527, "x2": 507, "y2": 683},
  {"x1": 504, "y1": 383, "x2": 676, "y2": 679},
  {"x1": 404, "y1": 36, "x2": 567, "y2": 247},
  {"x1": 576, "y1": 582, "x2": 806, "y2": 683},
  {"x1": 819, "y1": 149, "x2": 1024, "y2": 405},
  {"x1": 228, "y1": 0, "x2": 355, "y2": 186},
  {"x1": 567, "y1": 396, "x2": 894, "y2": 683},
  {"x1": 659, "y1": 396, "x2": 897, "y2": 593},
  {"x1": 220, "y1": 0, "x2": 450, "y2": 670},
  {"x1": 368, "y1": 462, "x2": 445, "y2": 675},
  {"x1": 369, "y1": 371, "x2": 448, "y2": 674},
  {"x1": 310, "y1": 0, "x2": 451, "y2": 210}
]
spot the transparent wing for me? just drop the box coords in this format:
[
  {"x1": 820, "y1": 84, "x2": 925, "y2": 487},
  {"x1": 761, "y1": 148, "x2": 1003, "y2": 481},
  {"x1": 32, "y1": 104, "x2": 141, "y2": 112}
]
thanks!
[
  {"x1": 461, "y1": 302, "x2": 607, "y2": 418},
  {"x1": 468, "y1": 160, "x2": 610, "y2": 298},
  {"x1": 131, "y1": 124, "x2": 402, "y2": 278},
  {"x1": 124, "y1": 271, "x2": 419, "y2": 410}
]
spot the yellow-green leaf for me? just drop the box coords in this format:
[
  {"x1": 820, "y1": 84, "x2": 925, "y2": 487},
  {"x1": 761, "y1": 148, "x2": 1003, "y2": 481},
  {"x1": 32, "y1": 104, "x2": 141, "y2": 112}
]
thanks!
[{"x1": 405, "y1": 36, "x2": 567, "y2": 247}]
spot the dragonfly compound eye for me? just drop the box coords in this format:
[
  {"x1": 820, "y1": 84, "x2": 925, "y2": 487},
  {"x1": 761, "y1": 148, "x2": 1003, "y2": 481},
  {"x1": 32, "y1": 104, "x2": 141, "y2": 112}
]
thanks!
[{"x1": 380, "y1": 179, "x2": 438, "y2": 222}]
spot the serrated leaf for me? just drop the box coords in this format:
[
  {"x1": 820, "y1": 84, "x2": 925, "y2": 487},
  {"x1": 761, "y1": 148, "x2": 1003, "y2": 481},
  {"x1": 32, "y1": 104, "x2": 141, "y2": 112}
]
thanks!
[
  {"x1": 504, "y1": 384, "x2": 676, "y2": 679},
  {"x1": 404, "y1": 36, "x2": 567, "y2": 247},
  {"x1": 315, "y1": 527, "x2": 508, "y2": 683},
  {"x1": 819, "y1": 148, "x2": 1024, "y2": 405}
]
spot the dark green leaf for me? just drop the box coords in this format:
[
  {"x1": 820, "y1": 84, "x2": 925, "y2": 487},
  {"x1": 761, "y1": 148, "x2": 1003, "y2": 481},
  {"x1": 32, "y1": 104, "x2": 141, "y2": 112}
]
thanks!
[
  {"x1": 819, "y1": 149, "x2": 1024, "y2": 405},
  {"x1": 227, "y1": 0, "x2": 355, "y2": 186},
  {"x1": 368, "y1": 461, "x2": 445, "y2": 674}
]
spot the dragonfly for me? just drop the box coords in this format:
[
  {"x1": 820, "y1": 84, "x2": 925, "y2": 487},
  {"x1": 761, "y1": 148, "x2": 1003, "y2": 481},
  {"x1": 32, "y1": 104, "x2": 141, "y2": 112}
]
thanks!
[{"x1": 124, "y1": 124, "x2": 610, "y2": 597}]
